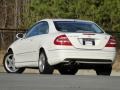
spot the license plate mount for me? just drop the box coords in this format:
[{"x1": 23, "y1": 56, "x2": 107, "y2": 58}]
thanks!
[{"x1": 83, "y1": 38, "x2": 95, "y2": 45}]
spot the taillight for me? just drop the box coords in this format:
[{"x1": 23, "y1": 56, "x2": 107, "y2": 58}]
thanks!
[
  {"x1": 105, "y1": 36, "x2": 116, "y2": 47},
  {"x1": 54, "y1": 35, "x2": 72, "y2": 46}
]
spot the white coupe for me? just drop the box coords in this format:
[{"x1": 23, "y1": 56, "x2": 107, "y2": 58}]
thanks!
[{"x1": 3, "y1": 19, "x2": 116, "y2": 75}]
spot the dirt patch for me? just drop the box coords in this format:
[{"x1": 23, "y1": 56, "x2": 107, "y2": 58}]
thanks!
[
  {"x1": 0, "y1": 50, "x2": 5, "y2": 65},
  {"x1": 113, "y1": 50, "x2": 120, "y2": 71}
]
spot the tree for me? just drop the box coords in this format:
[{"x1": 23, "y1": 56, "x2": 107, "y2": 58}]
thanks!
[{"x1": 21, "y1": 0, "x2": 120, "y2": 31}]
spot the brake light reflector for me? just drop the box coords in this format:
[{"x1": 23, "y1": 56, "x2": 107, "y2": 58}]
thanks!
[
  {"x1": 54, "y1": 35, "x2": 72, "y2": 46},
  {"x1": 105, "y1": 36, "x2": 116, "y2": 47}
]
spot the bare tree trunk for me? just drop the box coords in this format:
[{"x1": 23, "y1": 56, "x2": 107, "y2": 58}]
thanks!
[
  {"x1": 5, "y1": 0, "x2": 16, "y2": 28},
  {"x1": 0, "y1": 0, "x2": 7, "y2": 28},
  {"x1": 4, "y1": 0, "x2": 7, "y2": 28},
  {"x1": 20, "y1": 0, "x2": 31, "y2": 28},
  {"x1": 14, "y1": 0, "x2": 18, "y2": 29}
]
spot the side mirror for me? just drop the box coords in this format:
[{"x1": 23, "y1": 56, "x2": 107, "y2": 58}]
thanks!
[{"x1": 16, "y1": 33, "x2": 24, "y2": 39}]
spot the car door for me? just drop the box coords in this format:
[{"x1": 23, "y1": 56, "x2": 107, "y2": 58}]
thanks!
[{"x1": 14, "y1": 21, "x2": 49, "y2": 63}]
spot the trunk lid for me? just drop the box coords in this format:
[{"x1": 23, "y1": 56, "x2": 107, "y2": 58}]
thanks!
[{"x1": 65, "y1": 33, "x2": 110, "y2": 50}]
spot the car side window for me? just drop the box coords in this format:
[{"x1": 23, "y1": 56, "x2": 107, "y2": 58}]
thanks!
[{"x1": 25, "y1": 21, "x2": 49, "y2": 38}]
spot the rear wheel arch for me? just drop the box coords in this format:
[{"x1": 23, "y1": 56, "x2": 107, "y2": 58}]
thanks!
[
  {"x1": 39, "y1": 47, "x2": 45, "y2": 55},
  {"x1": 7, "y1": 48, "x2": 13, "y2": 53},
  {"x1": 39, "y1": 47, "x2": 52, "y2": 65},
  {"x1": 39, "y1": 47, "x2": 49, "y2": 60},
  {"x1": 38, "y1": 47, "x2": 54, "y2": 74},
  {"x1": 39, "y1": 47, "x2": 48, "y2": 63}
]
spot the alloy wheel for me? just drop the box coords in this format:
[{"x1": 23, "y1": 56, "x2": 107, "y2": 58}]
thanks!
[{"x1": 5, "y1": 54, "x2": 18, "y2": 72}]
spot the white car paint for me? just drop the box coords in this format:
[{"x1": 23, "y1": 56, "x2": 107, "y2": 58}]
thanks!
[{"x1": 7, "y1": 19, "x2": 116, "y2": 68}]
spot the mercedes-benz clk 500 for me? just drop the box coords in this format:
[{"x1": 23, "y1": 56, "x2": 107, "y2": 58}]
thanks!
[{"x1": 3, "y1": 19, "x2": 116, "y2": 75}]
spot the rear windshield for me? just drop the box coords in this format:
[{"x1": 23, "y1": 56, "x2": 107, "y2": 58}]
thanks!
[{"x1": 54, "y1": 21, "x2": 104, "y2": 33}]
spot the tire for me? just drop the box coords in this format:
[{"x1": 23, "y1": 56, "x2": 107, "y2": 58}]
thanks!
[
  {"x1": 58, "y1": 66, "x2": 78, "y2": 75},
  {"x1": 95, "y1": 64, "x2": 112, "y2": 76},
  {"x1": 38, "y1": 51, "x2": 53, "y2": 74},
  {"x1": 3, "y1": 52, "x2": 25, "y2": 73}
]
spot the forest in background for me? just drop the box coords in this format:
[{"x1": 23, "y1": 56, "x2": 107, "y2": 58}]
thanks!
[{"x1": 0, "y1": 0, "x2": 120, "y2": 32}]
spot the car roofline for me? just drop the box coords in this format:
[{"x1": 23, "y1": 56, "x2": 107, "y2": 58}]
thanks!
[{"x1": 36, "y1": 19, "x2": 94, "y2": 23}]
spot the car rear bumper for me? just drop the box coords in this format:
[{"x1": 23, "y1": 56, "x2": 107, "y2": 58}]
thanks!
[{"x1": 47, "y1": 49, "x2": 116, "y2": 65}]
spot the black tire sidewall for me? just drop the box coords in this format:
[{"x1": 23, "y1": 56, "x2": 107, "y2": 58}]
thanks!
[
  {"x1": 58, "y1": 66, "x2": 78, "y2": 75},
  {"x1": 95, "y1": 64, "x2": 112, "y2": 75}
]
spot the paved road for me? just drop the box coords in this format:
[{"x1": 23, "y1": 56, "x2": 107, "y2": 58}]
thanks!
[{"x1": 0, "y1": 73, "x2": 120, "y2": 90}]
